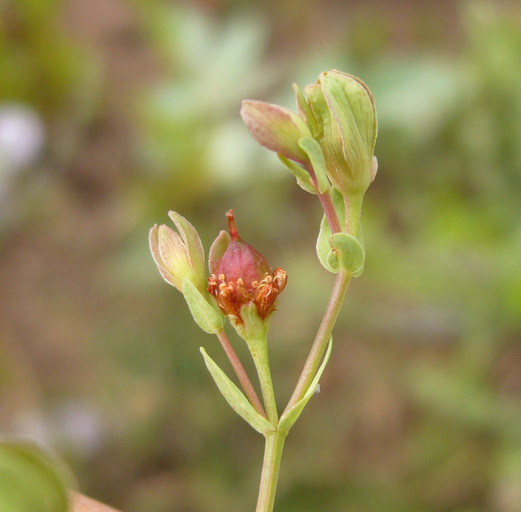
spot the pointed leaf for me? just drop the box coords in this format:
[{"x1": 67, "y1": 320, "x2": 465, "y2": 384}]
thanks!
[
  {"x1": 182, "y1": 279, "x2": 224, "y2": 334},
  {"x1": 278, "y1": 337, "x2": 333, "y2": 433},
  {"x1": 200, "y1": 347, "x2": 274, "y2": 434}
]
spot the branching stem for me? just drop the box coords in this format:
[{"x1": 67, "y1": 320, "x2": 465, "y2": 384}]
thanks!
[
  {"x1": 284, "y1": 270, "x2": 352, "y2": 414},
  {"x1": 215, "y1": 329, "x2": 267, "y2": 420}
]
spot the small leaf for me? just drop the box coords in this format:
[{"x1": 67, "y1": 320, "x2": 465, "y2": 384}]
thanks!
[
  {"x1": 182, "y1": 279, "x2": 224, "y2": 334},
  {"x1": 316, "y1": 213, "x2": 337, "y2": 273},
  {"x1": 298, "y1": 137, "x2": 330, "y2": 194},
  {"x1": 278, "y1": 155, "x2": 317, "y2": 194},
  {"x1": 0, "y1": 440, "x2": 72, "y2": 512},
  {"x1": 329, "y1": 233, "x2": 365, "y2": 275},
  {"x1": 278, "y1": 337, "x2": 333, "y2": 434},
  {"x1": 200, "y1": 347, "x2": 274, "y2": 434}
]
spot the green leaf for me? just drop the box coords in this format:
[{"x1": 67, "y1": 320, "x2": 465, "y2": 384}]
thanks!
[
  {"x1": 182, "y1": 278, "x2": 224, "y2": 334},
  {"x1": 298, "y1": 137, "x2": 330, "y2": 194},
  {"x1": 278, "y1": 155, "x2": 317, "y2": 194},
  {"x1": 0, "y1": 440, "x2": 72, "y2": 512},
  {"x1": 329, "y1": 232, "x2": 365, "y2": 275},
  {"x1": 316, "y1": 213, "x2": 336, "y2": 273},
  {"x1": 278, "y1": 337, "x2": 333, "y2": 434},
  {"x1": 200, "y1": 347, "x2": 274, "y2": 434}
]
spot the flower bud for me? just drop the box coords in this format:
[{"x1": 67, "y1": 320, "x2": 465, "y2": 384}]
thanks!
[
  {"x1": 207, "y1": 210, "x2": 287, "y2": 322},
  {"x1": 149, "y1": 211, "x2": 207, "y2": 293},
  {"x1": 240, "y1": 70, "x2": 377, "y2": 199},
  {"x1": 304, "y1": 70, "x2": 377, "y2": 196},
  {"x1": 240, "y1": 100, "x2": 312, "y2": 168}
]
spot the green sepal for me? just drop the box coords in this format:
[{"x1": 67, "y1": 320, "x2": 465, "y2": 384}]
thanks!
[
  {"x1": 208, "y1": 230, "x2": 230, "y2": 275},
  {"x1": 328, "y1": 232, "x2": 365, "y2": 276},
  {"x1": 182, "y1": 278, "x2": 224, "y2": 334},
  {"x1": 298, "y1": 137, "x2": 330, "y2": 194},
  {"x1": 0, "y1": 439, "x2": 73, "y2": 512},
  {"x1": 293, "y1": 82, "x2": 318, "y2": 136},
  {"x1": 232, "y1": 303, "x2": 270, "y2": 346},
  {"x1": 200, "y1": 347, "x2": 274, "y2": 435},
  {"x1": 278, "y1": 337, "x2": 333, "y2": 434},
  {"x1": 278, "y1": 155, "x2": 317, "y2": 194}
]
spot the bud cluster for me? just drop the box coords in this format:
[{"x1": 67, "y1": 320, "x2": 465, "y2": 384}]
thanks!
[
  {"x1": 150, "y1": 209, "x2": 287, "y2": 332},
  {"x1": 241, "y1": 70, "x2": 378, "y2": 234}
]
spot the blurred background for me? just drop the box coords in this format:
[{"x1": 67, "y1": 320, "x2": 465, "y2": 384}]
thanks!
[{"x1": 1, "y1": 0, "x2": 521, "y2": 511}]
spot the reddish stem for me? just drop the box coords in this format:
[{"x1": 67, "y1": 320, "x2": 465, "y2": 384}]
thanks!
[{"x1": 216, "y1": 328, "x2": 268, "y2": 420}]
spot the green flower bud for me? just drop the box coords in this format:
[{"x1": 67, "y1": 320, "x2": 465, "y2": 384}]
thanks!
[
  {"x1": 149, "y1": 211, "x2": 207, "y2": 293},
  {"x1": 304, "y1": 70, "x2": 378, "y2": 196},
  {"x1": 240, "y1": 70, "x2": 378, "y2": 200}
]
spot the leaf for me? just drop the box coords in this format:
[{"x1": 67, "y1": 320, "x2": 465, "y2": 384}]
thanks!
[
  {"x1": 329, "y1": 232, "x2": 365, "y2": 275},
  {"x1": 200, "y1": 348, "x2": 274, "y2": 434},
  {"x1": 316, "y1": 213, "x2": 336, "y2": 273},
  {"x1": 182, "y1": 279, "x2": 224, "y2": 334},
  {"x1": 0, "y1": 440, "x2": 72, "y2": 512},
  {"x1": 278, "y1": 337, "x2": 333, "y2": 434}
]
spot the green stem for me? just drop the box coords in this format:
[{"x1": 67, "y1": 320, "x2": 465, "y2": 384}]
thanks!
[
  {"x1": 255, "y1": 430, "x2": 286, "y2": 512},
  {"x1": 249, "y1": 334, "x2": 279, "y2": 425},
  {"x1": 284, "y1": 270, "x2": 352, "y2": 413},
  {"x1": 344, "y1": 192, "x2": 364, "y2": 238},
  {"x1": 215, "y1": 329, "x2": 268, "y2": 420}
]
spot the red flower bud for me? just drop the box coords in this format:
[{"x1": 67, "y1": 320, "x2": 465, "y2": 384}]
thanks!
[{"x1": 208, "y1": 210, "x2": 287, "y2": 322}]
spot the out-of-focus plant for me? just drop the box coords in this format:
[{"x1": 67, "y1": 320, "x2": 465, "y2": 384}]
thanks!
[
  {"x1": 150, "y1": 70, "x2": 377, "y2": 512},
  {"x1": 135, "y1": 2, "x2": 281, "y2": 211},
  {"x1": 0, "y1": 439, "x2": 72, "y2": 512}
]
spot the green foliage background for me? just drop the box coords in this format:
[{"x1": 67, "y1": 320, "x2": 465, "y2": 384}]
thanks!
[{"x1": 1, "y1": 1, "x2": 520, "y2": 511}]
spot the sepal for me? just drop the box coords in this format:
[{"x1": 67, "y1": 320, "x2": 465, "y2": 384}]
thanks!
[
  {"x1": 278, "y1": 155, "x2": 317, "y2": 194},
  {"x1": 182, "y1": 278, "x2": 224, "y2": 334},
  {"x1": 297, "y1": 137, "x2": 330, "y2": 194},
  {"x1": 231, "y1": 302, "x2": 270, "y2": 344}
]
